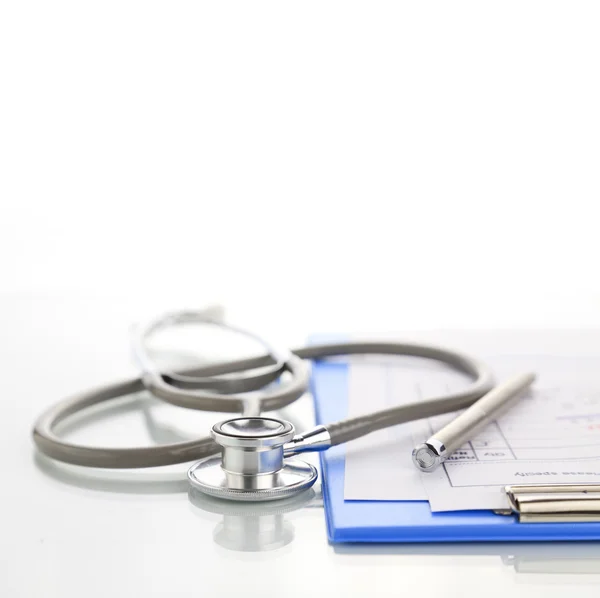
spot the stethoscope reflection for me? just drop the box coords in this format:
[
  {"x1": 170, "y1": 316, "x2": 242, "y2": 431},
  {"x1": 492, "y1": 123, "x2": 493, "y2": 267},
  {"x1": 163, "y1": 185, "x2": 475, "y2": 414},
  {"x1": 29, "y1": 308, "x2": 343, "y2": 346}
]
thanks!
[{"x1": 188, "y1": 486, "x2": 323, "y2": 552}]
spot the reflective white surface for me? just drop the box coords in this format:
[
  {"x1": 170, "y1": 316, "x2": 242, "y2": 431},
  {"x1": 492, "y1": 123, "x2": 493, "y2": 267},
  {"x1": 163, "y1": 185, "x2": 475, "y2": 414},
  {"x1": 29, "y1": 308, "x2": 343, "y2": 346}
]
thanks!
[{"x1": 3, "y1": 297, "x2": 600, "y2": 598}]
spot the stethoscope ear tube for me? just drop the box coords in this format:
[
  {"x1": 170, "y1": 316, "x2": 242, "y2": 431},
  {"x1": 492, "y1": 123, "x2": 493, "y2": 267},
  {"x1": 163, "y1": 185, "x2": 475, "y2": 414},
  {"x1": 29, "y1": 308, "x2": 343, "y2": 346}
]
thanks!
[{"x1": 132, "y1": 308, "x2": 307, "y2": 411}]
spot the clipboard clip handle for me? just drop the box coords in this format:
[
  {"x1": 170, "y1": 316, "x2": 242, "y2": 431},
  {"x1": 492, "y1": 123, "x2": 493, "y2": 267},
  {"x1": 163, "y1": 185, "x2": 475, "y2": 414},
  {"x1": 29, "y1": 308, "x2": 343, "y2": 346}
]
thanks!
[{"x1": 505, "y1": 484, "x2": 600, "y2": 523}]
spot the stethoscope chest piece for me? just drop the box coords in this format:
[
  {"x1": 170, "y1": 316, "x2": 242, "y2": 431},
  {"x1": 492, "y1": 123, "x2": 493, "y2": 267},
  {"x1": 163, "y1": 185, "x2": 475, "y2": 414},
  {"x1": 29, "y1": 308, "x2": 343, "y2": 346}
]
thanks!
[{"x1": 187, "y1": 417, "x2": 318, "y2": 502}]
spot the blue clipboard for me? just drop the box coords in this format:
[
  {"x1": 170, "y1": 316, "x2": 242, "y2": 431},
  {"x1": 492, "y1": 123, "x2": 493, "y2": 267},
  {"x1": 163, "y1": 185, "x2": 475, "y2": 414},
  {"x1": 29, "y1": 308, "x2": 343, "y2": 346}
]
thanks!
[{"x1": 311, "y1": 358, "x2": 600, "y2": 543}]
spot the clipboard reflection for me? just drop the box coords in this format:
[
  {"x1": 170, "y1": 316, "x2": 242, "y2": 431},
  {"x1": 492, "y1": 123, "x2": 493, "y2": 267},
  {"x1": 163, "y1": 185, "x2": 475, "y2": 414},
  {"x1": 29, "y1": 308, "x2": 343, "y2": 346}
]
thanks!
[
  {"x1": 501, "y1": 544, "x2": 600, "y2": 575},
  {"x1": 334, "y1": 542, "x2": 600, "y2": 577}
]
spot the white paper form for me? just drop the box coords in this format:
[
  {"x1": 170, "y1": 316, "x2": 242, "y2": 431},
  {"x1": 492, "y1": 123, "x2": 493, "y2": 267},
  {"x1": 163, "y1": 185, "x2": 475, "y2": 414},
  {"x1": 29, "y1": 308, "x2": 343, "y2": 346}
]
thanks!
[
  {"x1": 344, "y1": 356, "x2": 469, "y2": 501},
  {"x1": 344, "y1": 331, "x2": 600, "y2": 509}
]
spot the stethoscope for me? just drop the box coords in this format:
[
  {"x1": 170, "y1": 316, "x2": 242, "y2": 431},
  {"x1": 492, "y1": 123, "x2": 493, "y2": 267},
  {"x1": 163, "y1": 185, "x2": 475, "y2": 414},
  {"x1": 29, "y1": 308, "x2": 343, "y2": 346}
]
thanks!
[{"x1": 32, "y1": 307, "x2": 495, "y2": 502}]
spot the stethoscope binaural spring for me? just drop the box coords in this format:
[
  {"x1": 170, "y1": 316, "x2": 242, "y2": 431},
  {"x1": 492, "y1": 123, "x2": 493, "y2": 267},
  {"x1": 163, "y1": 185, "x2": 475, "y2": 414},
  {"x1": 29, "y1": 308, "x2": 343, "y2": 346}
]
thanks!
[{"x1": 32, "y1": 307, "x2": 495, "y2": 501}]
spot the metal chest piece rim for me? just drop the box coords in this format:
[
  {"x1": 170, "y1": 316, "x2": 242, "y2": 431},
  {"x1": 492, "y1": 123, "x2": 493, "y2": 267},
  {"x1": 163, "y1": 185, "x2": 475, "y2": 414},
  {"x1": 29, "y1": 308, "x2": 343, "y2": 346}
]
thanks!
[{"x1": 187, "y1": 416, "x2": 318, "y2": 502}]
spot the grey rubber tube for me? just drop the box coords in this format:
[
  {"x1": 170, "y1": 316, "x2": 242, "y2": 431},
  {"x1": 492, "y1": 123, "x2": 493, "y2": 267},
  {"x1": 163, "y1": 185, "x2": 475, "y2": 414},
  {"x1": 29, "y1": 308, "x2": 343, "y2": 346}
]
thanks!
[{"x1": 32, "y1": 341, "x2": 494, "y2": 468}]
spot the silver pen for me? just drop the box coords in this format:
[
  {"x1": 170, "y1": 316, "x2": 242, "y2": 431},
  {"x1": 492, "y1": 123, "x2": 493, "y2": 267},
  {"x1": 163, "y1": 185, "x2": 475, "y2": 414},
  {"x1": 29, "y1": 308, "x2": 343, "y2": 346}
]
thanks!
[{"x1": 412, "y1": 371, "x2": 536, "y2": 472}]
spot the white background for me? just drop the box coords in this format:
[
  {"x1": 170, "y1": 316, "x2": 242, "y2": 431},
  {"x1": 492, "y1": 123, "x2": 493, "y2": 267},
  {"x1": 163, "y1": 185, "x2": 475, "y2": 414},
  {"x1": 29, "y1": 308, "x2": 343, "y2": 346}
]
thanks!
[
  {"x1": 2, "y1": 1, "x2": 600, "y2": 337},
  {"x1": 2, "y1": 2, "x2": 600, "y2": 597}
]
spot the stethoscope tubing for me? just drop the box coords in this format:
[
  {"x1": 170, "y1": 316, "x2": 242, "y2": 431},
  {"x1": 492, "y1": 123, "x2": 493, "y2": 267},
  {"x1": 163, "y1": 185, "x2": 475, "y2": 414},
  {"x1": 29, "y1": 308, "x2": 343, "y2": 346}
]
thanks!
[{"x1": 32, "y1": 339, "x2": 494, "y2": 469}]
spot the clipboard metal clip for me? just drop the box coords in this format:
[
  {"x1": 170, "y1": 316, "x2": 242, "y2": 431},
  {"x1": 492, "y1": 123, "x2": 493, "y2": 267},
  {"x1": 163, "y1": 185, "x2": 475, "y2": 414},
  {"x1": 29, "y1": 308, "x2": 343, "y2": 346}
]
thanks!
[{"x1": 504, "y1": 484, "x2": 600, "y2": 523}]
